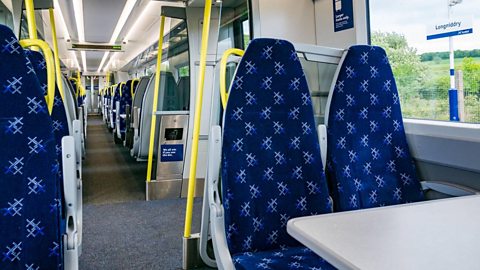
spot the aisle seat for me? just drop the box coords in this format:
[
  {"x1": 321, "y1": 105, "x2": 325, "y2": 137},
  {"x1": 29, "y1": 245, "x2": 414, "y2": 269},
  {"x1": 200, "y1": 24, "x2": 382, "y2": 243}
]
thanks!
[
  {"x1": 115, "y1": 79, "x2": 136, "y2": 141},
  {"x1": 0, "y1": 24, "x2": 78, "y2": 270},
  {"x1": 125, "y1": 79, "x2": 142, "y2": 148},
  {"x1": 325, "y1": 45, "x2": 479, "y2": 212},
  {"x1": 130, "y1": 76, "x2": 152, "y2": 155},
  {"x1": 26, "y1": 50, "x2": 83, "y2": 256},
  {"x1": 207, "y1": 38, "x2": 335, "y2": 270},
  {"x1": 109, "y1": 84, "x2": 121, "y2": 130}
]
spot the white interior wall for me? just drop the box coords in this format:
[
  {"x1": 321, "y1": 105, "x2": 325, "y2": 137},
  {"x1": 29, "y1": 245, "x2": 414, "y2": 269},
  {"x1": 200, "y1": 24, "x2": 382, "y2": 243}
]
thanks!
[
  {"x1": 314, "y1": 0, "x2": 368, "y2": 48},
  {"x1": 250, "y1": 0, "x2": 316, "y2": 44}
]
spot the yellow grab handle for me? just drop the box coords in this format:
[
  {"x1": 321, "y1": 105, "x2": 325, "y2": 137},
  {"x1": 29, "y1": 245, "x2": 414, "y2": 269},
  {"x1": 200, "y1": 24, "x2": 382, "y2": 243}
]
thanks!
[
  {"x1": 146, "y1": 16, "x2": 166, "y2": 183},
  {"x1": 184, "y1": 0, "x2": 213, "y2": 239},
  {"x1": 19, "y1": 39, "x2": 55, "y2": 115},
  {"x1": 49, "y1": 8, "x2": 65, "y2": 101},
  {"x1": 131, "y1": 78, "x2": 139, "y2": 97},
  {"x1": 220, "y1": 48, "x2": 244, "y2": 109},
  {"x1": 119, "y1": 82, "x2": 126, "y2": 97}
]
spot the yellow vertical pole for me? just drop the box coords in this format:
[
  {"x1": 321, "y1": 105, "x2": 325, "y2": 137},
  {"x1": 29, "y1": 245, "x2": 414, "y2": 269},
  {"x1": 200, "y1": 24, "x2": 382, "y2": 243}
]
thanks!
[
  {"x1": 49, "y1": 8, "x2": 65, "y2": 101},
  {"x1": 77, "y1": 71, "x2": 81, "y2": 97},
  {"x1": 24, "y1": 0, "x2": 38, "y2": 40},
  {"x1": 146, "y1": 16, "x2": 166, "y2": 183},
  {"x1": 184, "y1": 0, "x2": 213, "y2": 238}
]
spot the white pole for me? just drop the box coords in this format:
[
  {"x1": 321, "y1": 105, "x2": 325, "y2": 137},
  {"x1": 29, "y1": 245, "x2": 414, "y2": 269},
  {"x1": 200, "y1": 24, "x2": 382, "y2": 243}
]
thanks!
[{"x1": 448, "y1": 4, "x2": 455, "y2": 90}]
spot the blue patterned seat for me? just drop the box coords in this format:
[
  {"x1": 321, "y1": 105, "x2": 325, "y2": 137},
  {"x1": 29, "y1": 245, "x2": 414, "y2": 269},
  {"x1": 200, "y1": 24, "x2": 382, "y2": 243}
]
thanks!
[
  {"x1": 221, "y1": 38, "x2": 335, "y2": 270},
  {"x1": 117, "y1": 80, "x2": 136, "y2": 138},
  {"x1": 0, "y1": 25, "x2": 63, "y2": 269},
  {"x1": 111, "y1": 84, "x2": 122, "y2": 129},
  {"x1": 26, "y1": 50, "x2": 70, "y2": 180},
  {"x1": 325, "y1": 45, "x2": 424, "y2": 212},
  {"x1": 233, "y1": 246, "x2": 332, "y2": 270}
]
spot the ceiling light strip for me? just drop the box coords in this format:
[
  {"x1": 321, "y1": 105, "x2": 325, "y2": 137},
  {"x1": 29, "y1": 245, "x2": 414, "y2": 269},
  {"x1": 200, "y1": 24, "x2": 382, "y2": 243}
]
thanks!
[{"x1": 97, "y1": 0, "x2": 138, "y2": 73}]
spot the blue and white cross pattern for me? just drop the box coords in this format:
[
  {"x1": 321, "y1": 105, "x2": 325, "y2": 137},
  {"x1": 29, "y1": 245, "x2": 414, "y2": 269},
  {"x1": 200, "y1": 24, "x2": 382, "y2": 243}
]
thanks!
[
  {"x1": 26, "y1": 50, "x2": 70, "y2": 182},
  {"x1": 326, "y1": 45, "x2": 424, "y2": 212},
  {"x1": 222, "y1": 38, "x2": 335, "y2": 270},
  {"x1": 0, "y1": 25, "x2": 62, "y2": 269}
]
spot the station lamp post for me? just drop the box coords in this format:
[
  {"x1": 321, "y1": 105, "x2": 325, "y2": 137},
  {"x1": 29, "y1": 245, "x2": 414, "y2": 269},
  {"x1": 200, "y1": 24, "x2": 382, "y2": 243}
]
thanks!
[{"x1": 448, "y1": 0, "x2": 462, "y2": 121}]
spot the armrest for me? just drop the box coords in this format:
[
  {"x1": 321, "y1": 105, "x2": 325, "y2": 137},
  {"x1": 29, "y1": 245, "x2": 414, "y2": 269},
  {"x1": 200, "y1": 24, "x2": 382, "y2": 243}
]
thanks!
[
  {"x1": 61, "y1": 136, "x2": 79, "y2": 270},
  {"x1": 208, "y1": 126, "x2": 235, "y2": 270},
  {"x1": 317, "y1": 124, "x2": 327, "y2": 171},
  {"x1": 421, "y1": 180, "x2": 480, "y2": 197}
]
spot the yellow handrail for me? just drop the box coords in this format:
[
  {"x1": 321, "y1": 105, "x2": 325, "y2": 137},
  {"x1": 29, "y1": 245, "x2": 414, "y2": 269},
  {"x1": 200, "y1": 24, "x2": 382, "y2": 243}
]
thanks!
[
  {"x1": 118, "y1": 82, "x2": 126, "y2": 97},
  {"x1": 20, "y1": 39, "x2": 55, "y2": 115},
  {"x1": 111, "y1": 84, "x2": 118, "y2": 96},
  {"x1": 184, "y1": 0, "x2": 213, "y2": 239},
  {"x1": 106, "y1": 72, "x2": 110, "y2": 86},
  {"x1": 77, "y1": 71, "x2": 82, "y2": 97},
  {"x1": 146, "y1": 15, "x2": 166, "y2": 183},
  {"x1": 131, "y1": 78, "x2": 139, "y2": 97},
  {"x1": 49, "y1": 8, "x2": 65, "y2": 101},
  {"x1": 24, "y1": 0, "x2": 38, "y2": 40},
  {"x1": 220, "y1": 48, "x2": 244, "y2": 109}
]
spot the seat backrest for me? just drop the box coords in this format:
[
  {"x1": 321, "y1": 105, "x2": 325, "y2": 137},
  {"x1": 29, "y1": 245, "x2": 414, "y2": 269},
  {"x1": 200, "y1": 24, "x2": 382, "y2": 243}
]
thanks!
[
  {"x1": 65, "y1": 77, "x2": 79, "y2": 113},
  {"x1": 326, "y1": 45, "x2": 424, "y2": 212},
  {"x1": 132, "y1": 76, "x2": 150, "y2": 109},
  {"x1": 26, "y1": 50, "x2": 70, "y2": 176},
  {"x1": 137, "y1": 72, "x2": 175, "y2": 159},
  {"x1": 177, "y1": 76, "x2": 190, "y2": 110},
  {"x1": 222, "y1": 38, "x2": 332, "y2": 255},
  {"x1": 0, "y1": 24, "x2": 62, "y2": 269},
  {"x1": 120, "y1": 80, "x2": 133, "y2": 112}
]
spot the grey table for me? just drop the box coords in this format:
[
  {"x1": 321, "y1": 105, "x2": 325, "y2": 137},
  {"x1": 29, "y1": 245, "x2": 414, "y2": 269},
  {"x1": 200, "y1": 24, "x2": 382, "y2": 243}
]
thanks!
[{"x1": 287, "y1": 195, "x2": 480, "y2": 270}]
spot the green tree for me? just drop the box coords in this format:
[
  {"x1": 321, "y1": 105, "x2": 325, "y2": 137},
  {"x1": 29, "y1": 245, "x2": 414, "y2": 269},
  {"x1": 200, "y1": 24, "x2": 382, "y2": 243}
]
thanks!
[
  {"x1": 461, "y1": 57, "x2": 480, "y2": 93},
  {"x1": 371, "y1": 31, "x2": 427, "y2": 100}
]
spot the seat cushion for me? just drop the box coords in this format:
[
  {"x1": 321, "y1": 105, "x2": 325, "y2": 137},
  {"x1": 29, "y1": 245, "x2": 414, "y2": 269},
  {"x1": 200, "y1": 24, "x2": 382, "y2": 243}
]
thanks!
[
  {"x1": 326, "y1": 45, "x2": 424, "y2": 212},
  {"x1": 233, "y1": 246, "x2": 336, "y2": 270},
  {"x1": 222, "y1": 38, "x2": 332, "y2": 255}
]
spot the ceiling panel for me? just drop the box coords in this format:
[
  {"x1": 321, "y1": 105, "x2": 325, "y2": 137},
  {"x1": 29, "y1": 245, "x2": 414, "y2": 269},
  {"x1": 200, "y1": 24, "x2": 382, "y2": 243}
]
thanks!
[
  {"x1": 84, "y1": 0, "x2": 127, "y2": 43},
  {"x1": 86, "y1": 51, "x2": 106, "y2": 72}
]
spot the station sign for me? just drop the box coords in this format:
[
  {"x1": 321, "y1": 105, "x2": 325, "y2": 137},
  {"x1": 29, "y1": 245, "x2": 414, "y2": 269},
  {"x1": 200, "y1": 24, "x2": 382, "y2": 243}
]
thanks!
[
  {"x1": 427, "y1": 17, "x2": 473, "y2": 40},
  {"x1": 333, "y1": 0, "x2": 354, "y2": 32}
]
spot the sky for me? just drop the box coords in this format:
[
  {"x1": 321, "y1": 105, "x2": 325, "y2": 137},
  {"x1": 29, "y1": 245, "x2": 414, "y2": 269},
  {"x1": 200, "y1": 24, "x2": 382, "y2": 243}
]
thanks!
[{"x1": 369, "y1": 0, "x2": 480, "y2": 53}]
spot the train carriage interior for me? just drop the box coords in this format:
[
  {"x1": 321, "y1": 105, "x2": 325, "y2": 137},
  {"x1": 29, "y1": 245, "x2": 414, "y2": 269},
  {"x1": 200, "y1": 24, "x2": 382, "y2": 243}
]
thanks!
[{"x1": 1, "y1": 0, "x2": 480, "y2": 269}]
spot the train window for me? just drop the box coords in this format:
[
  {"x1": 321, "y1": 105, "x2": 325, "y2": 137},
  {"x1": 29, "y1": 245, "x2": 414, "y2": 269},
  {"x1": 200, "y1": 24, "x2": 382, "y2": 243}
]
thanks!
[
  {"x1": 0, "y1": 1, "x2": 13, "y2": 29},
  {"x1": 160, "y1": 18, "x2": 190, "y2": 111},
  {"x1": 242, "y1": 19, "x2": 250, "y2": 48},
  {"x1": 218, "y1": 0, "x2": 250, "y2": 53},
  {"x1": 369, "y1": 0, "x2": 480, "y2": 123}
]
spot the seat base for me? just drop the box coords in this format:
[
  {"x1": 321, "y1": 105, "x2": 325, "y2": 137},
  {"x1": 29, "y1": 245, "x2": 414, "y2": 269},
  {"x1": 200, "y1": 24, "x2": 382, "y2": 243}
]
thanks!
[{"x1": 233, "y1": 246, "x2": 336, "y2": 270}]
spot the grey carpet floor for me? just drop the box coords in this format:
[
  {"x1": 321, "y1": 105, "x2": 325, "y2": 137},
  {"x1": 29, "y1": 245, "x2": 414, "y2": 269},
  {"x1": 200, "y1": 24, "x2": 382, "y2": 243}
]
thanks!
[
  {"x1": 82, "y1": 115, "x2": 146, "y2": 205},
  {"x1": 80, "y1": 116, "x2": 209, "y2": 270}
]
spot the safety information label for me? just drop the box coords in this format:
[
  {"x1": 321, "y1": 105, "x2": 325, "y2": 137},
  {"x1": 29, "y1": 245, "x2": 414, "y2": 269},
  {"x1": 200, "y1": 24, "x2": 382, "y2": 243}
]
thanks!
[
  {"x1": 333, "y1": 0, "x2": 354, "y2": 32},
  {"x1": 160, "y1": 144, "x2": 184, "y2": 162}
]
